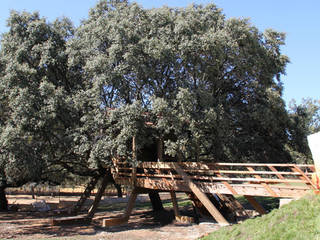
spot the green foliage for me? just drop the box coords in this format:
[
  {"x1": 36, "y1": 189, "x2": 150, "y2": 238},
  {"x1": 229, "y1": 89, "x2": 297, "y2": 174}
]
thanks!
[
  {"x1": 202, "y1": 194, "x2": 320, "y2": 240},
  {"x1": 70, "y1": 0, "x2": 291, "y2": 163},
  {"x1": 0, "y1": 11, "x2": 76, "y2": 187},
  {"x1": 287, "y1": 98, "x2": 320, "y2": 163}
]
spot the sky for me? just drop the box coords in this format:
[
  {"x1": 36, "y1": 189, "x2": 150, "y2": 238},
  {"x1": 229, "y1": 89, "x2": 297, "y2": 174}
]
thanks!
[{"x1": 1, "y1": 0, "x2": 319, "y2": 106}]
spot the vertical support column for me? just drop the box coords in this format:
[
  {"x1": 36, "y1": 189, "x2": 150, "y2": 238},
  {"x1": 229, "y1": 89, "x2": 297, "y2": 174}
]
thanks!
[
  {"x1": 157, "y1": 136, "x2": 163, "y2": 162},
  {"x1": 170, "y1": 191, "x2": 180, "y2": 217},
  {"x1": 124, "y1": 188, "x2": 138, "y2": 218},
  {"x1": 131, "y1": 136, "x2": 137, "y2": 186}
]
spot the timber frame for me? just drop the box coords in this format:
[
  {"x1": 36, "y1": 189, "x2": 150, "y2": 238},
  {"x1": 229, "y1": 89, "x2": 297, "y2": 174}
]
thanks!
[{"x1": 107, "y1": 159, "x2": 317, "y2": 226}]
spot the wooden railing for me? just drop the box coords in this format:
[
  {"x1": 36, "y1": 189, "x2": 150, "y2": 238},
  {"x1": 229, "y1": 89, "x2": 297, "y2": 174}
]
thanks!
[{"x1": 113, "y1": 161, "x2": 316, "y2": 198}]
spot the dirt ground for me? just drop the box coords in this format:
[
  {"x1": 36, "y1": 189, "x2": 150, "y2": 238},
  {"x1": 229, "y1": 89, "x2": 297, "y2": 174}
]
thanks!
[{"x1": 0, "y1": 193, "x2": 222, "y2": 240}]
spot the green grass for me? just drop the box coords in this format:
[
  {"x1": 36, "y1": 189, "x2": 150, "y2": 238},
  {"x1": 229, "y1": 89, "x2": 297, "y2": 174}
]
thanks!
[
  {"x1": 236, "y1": 196, "x2": 279, "y2": 212},
  {"x1": 202, "y1": 194, "x2": 320, "y2": 240}
]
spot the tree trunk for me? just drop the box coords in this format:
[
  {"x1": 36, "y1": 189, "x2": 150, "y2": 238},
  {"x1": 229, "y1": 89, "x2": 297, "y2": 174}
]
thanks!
[
  {"x1": 0, "y1": 186, "x2": 8, "y2": 211},
  {"x1": 71, "y1": 176, "x2": 99, "y2": 214},
  {"x1": 114, "y1": 183, "x2": 123, "y2": 198},
  {"x1": 148, "y1": 191, "x2": 164, "y2": 211}
]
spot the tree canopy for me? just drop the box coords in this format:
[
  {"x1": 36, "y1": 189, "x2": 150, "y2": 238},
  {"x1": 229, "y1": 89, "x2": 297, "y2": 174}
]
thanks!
[{"x1": 69, "y1": 0, "x2": 290, "y2": 164}]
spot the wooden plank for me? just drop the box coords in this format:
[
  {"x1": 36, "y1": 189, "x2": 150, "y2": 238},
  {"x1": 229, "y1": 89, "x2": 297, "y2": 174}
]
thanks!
[
  {"x1": 244, "y1": 195, "x2": 266, "y2": 215},
  {"x1": 51, "y1": 216, "x2": 91, "y2": 226},
  {"x1": 117, "y1": 172, "x2": 309, "y2": 184},
  {"x1": 102, "y1": 216, "x2": 129, "y2": 227},
  {"x1": 267, "y1": 165, "x2": 290, "y2": 186},
  {"x1": 291, "y1": 166, "x2": 317, "y2": 189},
  {"x1": 216, "y1": 173, "x2": 238, "y2": 195},
  {"x1": 119, "y1": 168, "x2": 312, "y2": 176},
  {"x1": 120, "y1": 161, "x2": 314, "y2": 170},
  {"x1": 173, "y1": 163, "x2": 229, "y2": 226},
  {"x1": 247, "y1": 167, "x2": 278, "y2": 197}
]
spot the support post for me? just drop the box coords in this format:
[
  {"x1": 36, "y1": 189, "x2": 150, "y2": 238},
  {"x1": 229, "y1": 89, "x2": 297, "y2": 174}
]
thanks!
[
  {"x1": 173, "y1": 162, "x2": 229, "y2": 226},
  {"x1": 102, "y1": 188, "x2": 138, "y2": 227},
  {"x1": 170, "y1": 191, "x2": 180, "y2": 217},
  {"x1": 87, "y1": 174, "x2": 109, "y2": 219},
  {"x1": 131, "y1": 136, "x2": 137, "y2": 186}
]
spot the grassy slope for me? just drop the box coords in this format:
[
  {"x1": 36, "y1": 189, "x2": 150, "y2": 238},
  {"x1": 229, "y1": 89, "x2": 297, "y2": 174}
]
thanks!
[{"x1": 202, "y1": 194, "x2": 320, "y2": 240}]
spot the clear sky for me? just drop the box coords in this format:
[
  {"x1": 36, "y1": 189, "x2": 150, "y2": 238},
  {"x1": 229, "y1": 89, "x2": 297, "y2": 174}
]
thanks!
[{"x1": 1, "y1": 0, "x2": 319, "y2": 106}]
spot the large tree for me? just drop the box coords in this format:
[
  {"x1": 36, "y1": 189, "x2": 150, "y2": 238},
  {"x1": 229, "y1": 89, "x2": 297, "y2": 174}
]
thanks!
[
  {"x1": 70, "y1": 0, "x2": 290, "y2": 166},
  {"x1": 0, "y1": 11, "x2": 84, "y2": 210}
]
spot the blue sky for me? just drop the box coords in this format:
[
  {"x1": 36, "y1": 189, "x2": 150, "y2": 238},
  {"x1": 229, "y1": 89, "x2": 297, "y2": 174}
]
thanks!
[{"x1": 1, "y1": 0, "x2": 319, "y2": 106}]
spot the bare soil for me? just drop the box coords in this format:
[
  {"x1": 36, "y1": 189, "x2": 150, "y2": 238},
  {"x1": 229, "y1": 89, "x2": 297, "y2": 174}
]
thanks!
[{"x1": 0, "y1": 194, "x2": 221, "y2": 240}]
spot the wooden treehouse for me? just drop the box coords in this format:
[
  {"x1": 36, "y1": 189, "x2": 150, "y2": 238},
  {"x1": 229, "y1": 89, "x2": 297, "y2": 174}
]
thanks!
[{"x1": 52, "y1": 134, "x2": 320, "y2": 227}]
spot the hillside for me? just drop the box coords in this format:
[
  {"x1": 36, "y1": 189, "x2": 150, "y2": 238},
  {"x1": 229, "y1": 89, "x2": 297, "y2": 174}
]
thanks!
[{"x1": 202, "y1": 194, "x2": 320, "y2": 240}]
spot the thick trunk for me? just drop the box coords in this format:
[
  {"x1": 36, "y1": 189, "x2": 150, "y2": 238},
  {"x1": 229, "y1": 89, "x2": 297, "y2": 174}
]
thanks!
[
  {"x1": 114, "y1": 183, "x2": 123, "y2": 198},
  {"x1": 0, "y1": 186, "x2": 8, "y2": 211},
  {"x1": 148, "y1": 191, "x2": 164, "y2": 211}
]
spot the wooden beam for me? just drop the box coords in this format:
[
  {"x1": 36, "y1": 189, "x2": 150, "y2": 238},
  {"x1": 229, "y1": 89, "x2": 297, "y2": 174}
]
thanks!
[
  {"x1": 247, "y1": 167, "x2": 278, "y2": 197},
  {"x1": 173, "y1": 162, "x2": 229, "y2": 226},
  {"x1": 170, "y1": 191, "x2": 180, "y2": 217},
  {"x1": 116, "y1": 177, "x2": 311, "y2": 198},
  {"x1": 244, "y1": 195, "x2": 266, "y2": 215},
  {"x1": 267, "y1": 165, "x2": 290, "y2": 186},
  {"x1": 124, "y1": 188, "x2": 138, "y2": 218},
  {"x1": 291, "y1": 166, "x2": 317, "y2": 189},
  {"x1": 87, "y1": 173, "x2": 109, "y2": 219},
  {"x1": 131, "y1": 136, "x2": 137, "y2": 186},
  {"x1": 157, "y1": 137, "x2": 163, "y2": 162},
  {"x1": 102, "y1": 188, "x2": 138, "y2": 227},
  {"x1": 117, "y1": 172, "x2": 310, "y2": 184}
]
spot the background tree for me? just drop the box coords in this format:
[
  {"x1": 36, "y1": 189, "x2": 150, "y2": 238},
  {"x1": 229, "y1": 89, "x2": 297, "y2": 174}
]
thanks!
[
  {"x1": 0, "y1": 11, "x2": 80, "y2": 210},
  {"x1": 287, "y1": 98, "x2": 320, "y2": 163}
]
